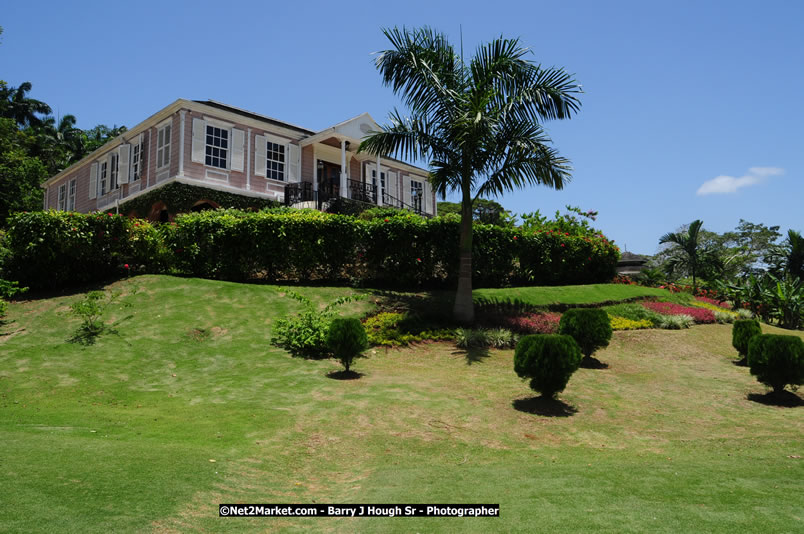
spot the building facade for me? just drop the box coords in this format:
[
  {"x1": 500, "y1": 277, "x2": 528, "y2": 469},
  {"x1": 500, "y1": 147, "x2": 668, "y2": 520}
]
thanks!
[{"x1": 42, "y1": 99, "x2": 436, "y2": 220}]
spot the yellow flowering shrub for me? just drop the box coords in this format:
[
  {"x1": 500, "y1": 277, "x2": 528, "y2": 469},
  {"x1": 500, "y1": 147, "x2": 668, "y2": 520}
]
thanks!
[{"x1": 609, "y1": 315, "x2": 653, "y2": 330}]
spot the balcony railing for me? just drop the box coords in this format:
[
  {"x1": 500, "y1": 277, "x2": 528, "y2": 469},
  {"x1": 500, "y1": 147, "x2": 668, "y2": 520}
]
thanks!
[
  {"x1": 347, "y1": 179, "x2": 376, "y2": 204},
  {"x1": 285, "y1": 180, "x2": 432, "y2": 217}
]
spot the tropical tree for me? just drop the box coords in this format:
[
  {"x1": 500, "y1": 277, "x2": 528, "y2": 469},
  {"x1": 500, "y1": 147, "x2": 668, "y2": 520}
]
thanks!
[
  {"x1": 658, "y1": 220, "x2": 720, "y2": 293},
  {"x1": 0, "y1": 81, "x2": 52, "y2": 128},
  {"x1": 437, "y1": 198, "x2": 515, "y2": 227},
  {"x1": 359, "y1": 27, "x2": 581, "y2": 322},
  {"x1": 784, "y1": 230, "x2": 804, "y2": 281}
]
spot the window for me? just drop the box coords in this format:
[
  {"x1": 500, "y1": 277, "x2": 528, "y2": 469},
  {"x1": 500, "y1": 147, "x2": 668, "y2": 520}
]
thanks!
[
  {"x1": 67, "y1": 179, "x2": 76, "y2": 210},
  {"x1": 266, "y1": 140, "x2": 284, "y2": 180},
  {"x1": 58, "y1": 184, "x2": 67, "y2": 210},
  {"x1": 205, "y1": 125, "x2": 229, "y2": 169},
  {"x1": 157, "y1": 124, "x2": 171, "y2": 169},
  {"x1": 131, "y1": 142, "x2": 141, "y2": 181},
  {"x1": 99, "y1": 161, "x2": 108, "y2": 196},
  {"x1": 110, "y1": 153, "x2": 119, "y2": 190},
  {"x1": 371, "y1": 169, "x2": 386, "y2": 189},
  {"x1": 411, "y1": 179, "x2": 423, "y2": 212}
]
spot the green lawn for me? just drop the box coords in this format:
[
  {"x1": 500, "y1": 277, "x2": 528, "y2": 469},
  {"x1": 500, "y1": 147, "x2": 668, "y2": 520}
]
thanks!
[
  {"x1": 1, "y1": 276, "x2": 802, "y2": 533},
  {"x1": 474, "y1": 283, "x2": 674, "y2": 308}
]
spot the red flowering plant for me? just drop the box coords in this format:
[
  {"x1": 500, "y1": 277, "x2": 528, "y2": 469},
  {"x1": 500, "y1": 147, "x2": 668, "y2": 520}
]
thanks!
[
  {"x1": 641, "y1": 301, "x2": 716, "y2": 323},
  {"x1": 481, "y1": 310, "x2": 562, "y2": 334}
]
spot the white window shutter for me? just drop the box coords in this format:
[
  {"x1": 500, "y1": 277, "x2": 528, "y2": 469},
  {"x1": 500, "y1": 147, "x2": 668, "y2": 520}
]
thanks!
[
  {"x1": 118, "y1": 144, "x2": 131, "y2": 184},
  {"x1": 423, "y1": 180, "x2": 432, "y2": 214},
  {"x1": 388, "y1": 172, "x2": 397, "y2": 200},
  {"x1": 89, "y1": 162, "x2": 98, "y2": 199},
  {"x1": 191, "y1": 118, "x2": 206, "y2": 163},
  {"x1": 402, "y1": 175, "x2": 411, "y2": 206},
  {"x1": 254, "y1": 135, "x2": 267, "y2": 177},
  {"x1": 231, "y1": 128, "x2": 245, "y2": 171},
  {"x1": 288, "y1": 143, "x2": 300, "y2": 182}
]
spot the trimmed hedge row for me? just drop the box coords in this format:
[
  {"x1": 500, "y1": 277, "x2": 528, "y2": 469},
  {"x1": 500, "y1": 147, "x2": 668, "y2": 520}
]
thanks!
[
  {"x1": 3, "y1": 211, "x2": 169, "y2": 289},
  {"x1": 2, "y1": 209, "x2": 620, "y2": 290}
]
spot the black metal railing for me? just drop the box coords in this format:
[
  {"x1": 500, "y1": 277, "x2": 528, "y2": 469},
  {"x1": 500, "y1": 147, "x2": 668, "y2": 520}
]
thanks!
[
  {"x1": 284, "y1": 182, "x2": 315, "y2": 206},
  {"x1": 382, "y1": 191, "x2": 431, "y2": 218},
  {"x1": 347, "y1": 179, "x2": 376, "y2": 204},
  {"x1": 286, "y1": 181, "x2": 432, "y2": 218}
]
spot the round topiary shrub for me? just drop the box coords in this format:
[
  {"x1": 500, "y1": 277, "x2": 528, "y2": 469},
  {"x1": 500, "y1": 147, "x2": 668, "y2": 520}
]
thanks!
[
  {"x1": 558, "y1": 308, "x2": 612, "y2": 364},
  {"x1": 326, "y1": 318, "x2": 368, "y2": 373},
  {"x1": 732, "y1": 319, "x2": 762, "y2": 366},
  {"x1": 747, "y1": 334, "x2": 804, "y2": 395},
  {"x1": 514, "y1": 334, "x2": 582, "y2": 398}
]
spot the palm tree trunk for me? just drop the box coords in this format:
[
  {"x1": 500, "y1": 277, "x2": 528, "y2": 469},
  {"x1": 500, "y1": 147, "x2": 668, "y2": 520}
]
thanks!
[{"x1": 453, "y1": 185, "x2": 474, "y2": 324}]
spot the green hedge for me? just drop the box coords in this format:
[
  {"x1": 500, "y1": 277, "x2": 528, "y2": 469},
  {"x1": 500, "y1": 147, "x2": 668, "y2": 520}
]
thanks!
[
  {"x1": 2, "y1": 211, "x2": 169, "y2": 289},
  {"x1": 3, "y1": 209, "x2": 620, "y2": 290}
]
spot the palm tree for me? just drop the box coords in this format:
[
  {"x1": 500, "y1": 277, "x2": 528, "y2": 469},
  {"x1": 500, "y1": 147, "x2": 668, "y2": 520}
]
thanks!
[
  {"x1": 785, "y1": 230, "x2": 804, "y2": 281},
  {"x1": 659, "y1": 220, "x2": 716, "y2": 293},
  {"x1": 359, "y1": 27, "x2": 581, "y2": 323},
  {"x1": 0, "y1": 81, "x2": 52, "y2": 127}
]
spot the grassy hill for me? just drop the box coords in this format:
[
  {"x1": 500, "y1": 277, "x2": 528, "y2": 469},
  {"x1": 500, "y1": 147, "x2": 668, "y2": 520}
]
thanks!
[{"x1": 1, "y1": 276, "x2": 802, "y2": 532}]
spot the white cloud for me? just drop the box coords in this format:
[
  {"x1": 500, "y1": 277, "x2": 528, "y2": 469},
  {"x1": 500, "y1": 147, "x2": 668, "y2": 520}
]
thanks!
[{"x1": 696, "y1": 167, "x2": 783, "y2": 196}]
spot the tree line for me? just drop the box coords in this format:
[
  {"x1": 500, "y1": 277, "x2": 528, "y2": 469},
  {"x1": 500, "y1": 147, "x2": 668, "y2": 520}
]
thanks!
[{"x1": 0, "y1": 76, "x2": 126, "y2": 221}]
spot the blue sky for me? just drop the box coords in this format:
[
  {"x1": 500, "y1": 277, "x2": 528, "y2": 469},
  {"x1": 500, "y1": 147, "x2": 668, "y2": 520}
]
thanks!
[{"x1": 3, "y1": 0, "x2": 802, "y2": 254}]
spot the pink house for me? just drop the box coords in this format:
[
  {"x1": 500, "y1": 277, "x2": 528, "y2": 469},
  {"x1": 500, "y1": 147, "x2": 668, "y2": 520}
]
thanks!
[{"x1": 41, "y1": 99, "x2": 437, "y2": 220}]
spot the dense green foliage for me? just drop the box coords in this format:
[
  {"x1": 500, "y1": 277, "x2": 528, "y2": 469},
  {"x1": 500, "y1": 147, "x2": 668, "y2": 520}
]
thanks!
[
  {"x1": 732, "y1": 319, "x2": 762, "y2": 365},
  {"x1": 717, "y1": 273, "x2": 804, "y2": 329},
  {"x1": 437, "y1": 199, "x2": 515, "y2": 227},
  {"x1": 362, "y1": 312, "x2": 454, "y2": 346},
  {"x1": 513, "y1": 334, "x2": 582, "y2": 398},
  {"x1": 165, "y1": 210, "x2": 618, "y2": 287},
  {"x1": 270, "y1": 289, "x2": 360, "y2": 358},
  {"x1": 747, "y1": 334, "x2": 804, "y2": 394},
  {"x1": 2, "y1": 209, "x2": 619, "y2": 290},
  {"x1": 455, "y1": 327, "x2": 518, "y2": 349},
  {"x1": 2, "y1": 211, "x2": 167, "y2": 289},
  {"x1": 519, "y1": 205, "x2": 601, "y2": 238},
  {"x1": 326, "y1": 318, "x2": 368, "y2": 372},
  {"x1": 558, "y1": 308, "x2": 613, "y2": 359}
]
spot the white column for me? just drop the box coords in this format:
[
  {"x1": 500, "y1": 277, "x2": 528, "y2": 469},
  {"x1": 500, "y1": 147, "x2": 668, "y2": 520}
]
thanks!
[
  {"x1": 376, "y1": 155, "x2": 383, "y2": 206},
  {"x1": 313, "y1": 146, "x2": 318, "y2": 193},
  {"x1": 246, "y1": 128, "x2": 251, "y2": 191},
  {"x1": 178, "y1": 110, "x2": 186, "y2": 177},
  {"x1": 340, "y1": 139, "x2": 348, "y2": 198}
]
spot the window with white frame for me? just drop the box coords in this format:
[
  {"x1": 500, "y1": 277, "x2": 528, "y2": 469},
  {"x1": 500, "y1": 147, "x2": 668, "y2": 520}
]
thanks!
[
  {"x1": 110, "y1": 153, "x2": 119, "y2": 190},
  {"x1": 157, "y1": 124, "x2": 171, "y2": 169},
  {"x1": 371, "y1": 169, "x2": 386, "y2": 189},
  {"x1": 411, "y1": 179, "x2": 423, "y2": 212},
  {"x1": 67, "y1": 179, "x2": 76, "y2": 210},
  {"x1": 99, "y1": 161, "x2": 108, "y2": 196},
  {"x1": 266, "y1": 140, "x2": 285, "y2": 181},
  {"x1": 58, "y1": 183, "x2": 67, "y2": 210},
  {"x1": 131, "y1": 142, "x2": 141, "y2": 181},
  {"x1": 205, "y1": 125, "x2": 229, "y2": 169}
]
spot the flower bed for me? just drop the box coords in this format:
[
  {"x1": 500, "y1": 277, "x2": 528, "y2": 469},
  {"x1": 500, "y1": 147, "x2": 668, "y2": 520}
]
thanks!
[
  {"x1": 693, "y1": 296, "x2": 730, "y2": 309},
  {"x1": 495, "y1": 312, "x2": 562, "y2": 334},
  {"x1": 609, "y1": 315, "x2": 653, "y2": 330},
  {"x1": 641, "y1": 301, "x2": 716, "y2": 323}
]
